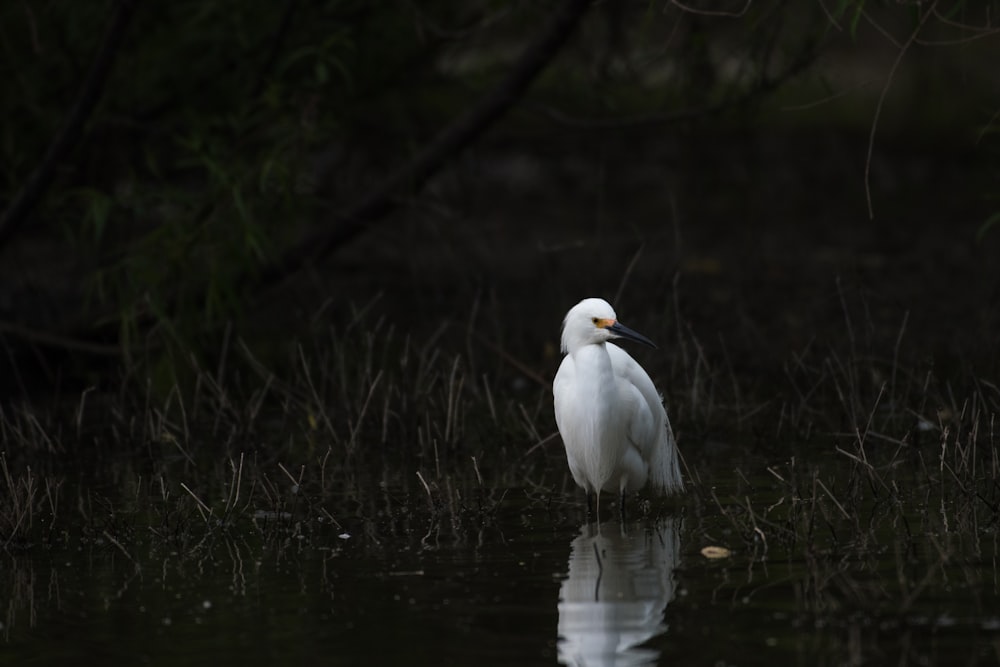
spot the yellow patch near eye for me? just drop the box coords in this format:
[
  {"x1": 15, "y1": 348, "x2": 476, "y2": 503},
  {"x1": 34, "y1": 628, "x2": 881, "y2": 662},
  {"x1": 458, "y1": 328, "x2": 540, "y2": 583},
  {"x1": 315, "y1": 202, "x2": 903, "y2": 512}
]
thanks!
[{"x1": 593, "y1": 318, "x2": 615, "y2": 329}]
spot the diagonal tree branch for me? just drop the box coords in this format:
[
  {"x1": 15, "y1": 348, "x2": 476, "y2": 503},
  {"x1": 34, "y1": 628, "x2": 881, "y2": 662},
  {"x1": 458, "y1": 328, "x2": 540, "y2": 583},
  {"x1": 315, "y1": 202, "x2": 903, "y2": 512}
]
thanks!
[
  {"x1": 0, "y1": 0, "x2": 137, "y2": 253},
  {"x1": 0, "y1": 0, "x2": 592, "y2": 357},
  {"x1": 257, "y1": 0, "x2": 594, "y2": 289}
]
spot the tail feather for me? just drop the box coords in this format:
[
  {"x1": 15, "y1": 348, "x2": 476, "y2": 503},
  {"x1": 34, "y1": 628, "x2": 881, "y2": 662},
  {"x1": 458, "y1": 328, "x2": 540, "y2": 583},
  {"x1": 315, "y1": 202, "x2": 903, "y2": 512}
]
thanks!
[{"x1": 647, "y1": 414, "x2": 683, "y2": 495}]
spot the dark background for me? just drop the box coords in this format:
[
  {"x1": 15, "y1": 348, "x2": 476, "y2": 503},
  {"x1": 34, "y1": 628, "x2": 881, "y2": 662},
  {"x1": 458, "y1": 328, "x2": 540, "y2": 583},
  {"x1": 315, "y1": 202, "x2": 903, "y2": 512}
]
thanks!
[{"x1": 1, "y1": 0, "x2": 998, "y2": 416}]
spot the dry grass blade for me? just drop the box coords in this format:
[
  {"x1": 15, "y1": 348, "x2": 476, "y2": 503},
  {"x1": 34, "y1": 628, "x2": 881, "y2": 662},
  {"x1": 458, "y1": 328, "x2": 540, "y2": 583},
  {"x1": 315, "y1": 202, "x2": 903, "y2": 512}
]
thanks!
[
  {"x1": 814, "y1": 477, "x2": 850, "y2": 520},
  {"x1": 348, "y1": 369, "x2": 384, "y2": 453},
  {"x1": 416, "y1": 470, "x2": 434, "y2": 507},
  {"x1": 180, "y1": 482, "x2": 213, "y2": 523},
  {"x1": 0, "y1": 453, "x2": 36, "y2": 547},
  {"x1": 102, "y1": 530, "x2": 138, "y2": 566}
]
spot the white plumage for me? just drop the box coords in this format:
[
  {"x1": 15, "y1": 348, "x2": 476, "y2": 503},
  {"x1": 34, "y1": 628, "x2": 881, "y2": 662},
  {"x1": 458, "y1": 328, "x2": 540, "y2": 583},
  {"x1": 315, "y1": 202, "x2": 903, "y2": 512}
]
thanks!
[{"x1": 553, "y1": 298, "x2": 682, "y2": 514}]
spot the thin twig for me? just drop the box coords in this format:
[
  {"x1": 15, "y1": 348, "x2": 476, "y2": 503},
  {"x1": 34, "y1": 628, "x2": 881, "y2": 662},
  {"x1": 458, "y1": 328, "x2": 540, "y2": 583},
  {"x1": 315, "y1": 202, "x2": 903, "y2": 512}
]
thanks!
[
  {"x1": 613, "y1": 245, "x2": 643, "y2": 307},
  {"x1": 864, "y1": 2, "x2": 937, "y2": 219},
  {"x1": 669, "y1": 0, "x2": 751, "y2": 18},
  {"x1": 523, "y1": 431, "x2": 560, "y2": 458},
  {"x1": 473, "y1": 332, "x2": 550, "y2": 388}
]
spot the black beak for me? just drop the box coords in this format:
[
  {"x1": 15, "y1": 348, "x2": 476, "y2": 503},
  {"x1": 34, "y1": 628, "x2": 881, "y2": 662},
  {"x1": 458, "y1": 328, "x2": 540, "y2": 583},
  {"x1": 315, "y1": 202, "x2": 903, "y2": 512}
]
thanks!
[{"x1": 607, "y1": 321, "x2": 657, "y2": 349}]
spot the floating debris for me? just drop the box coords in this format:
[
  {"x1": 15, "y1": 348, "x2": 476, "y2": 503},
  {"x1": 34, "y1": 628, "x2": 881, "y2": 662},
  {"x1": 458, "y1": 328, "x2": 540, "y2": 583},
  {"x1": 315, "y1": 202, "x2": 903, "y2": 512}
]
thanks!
[{"x1": 700, "y1": 546, "x2": 732, "y2": 559}]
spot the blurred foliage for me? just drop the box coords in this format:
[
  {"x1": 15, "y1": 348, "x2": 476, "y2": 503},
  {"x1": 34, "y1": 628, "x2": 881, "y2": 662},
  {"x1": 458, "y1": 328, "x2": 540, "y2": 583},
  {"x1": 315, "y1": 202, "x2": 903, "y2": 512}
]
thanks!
[
  {"x1": 1, "y1": 0, "x2": 469, "y2": 358},
  {"x1": 0, "y1": 0, "x2": 999, "y2": 390}
]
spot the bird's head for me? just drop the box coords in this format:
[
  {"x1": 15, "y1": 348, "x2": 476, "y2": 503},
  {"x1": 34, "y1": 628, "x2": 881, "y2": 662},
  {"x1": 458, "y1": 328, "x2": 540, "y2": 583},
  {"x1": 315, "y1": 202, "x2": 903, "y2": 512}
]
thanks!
[{"x1": 560, "y1": 297, "x2": 657, "y2": 354}]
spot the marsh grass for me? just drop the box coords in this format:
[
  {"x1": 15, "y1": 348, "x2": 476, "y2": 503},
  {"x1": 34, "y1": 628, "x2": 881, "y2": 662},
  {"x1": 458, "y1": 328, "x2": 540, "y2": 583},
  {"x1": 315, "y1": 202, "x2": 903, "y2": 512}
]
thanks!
[
  {"x1": 0, "y1": 300, "x2": 553, "y2": 554},
  {"x1": 0, "y1": 288, "x2": 998, "y2": 660},
  {"x1": 681, "y1": 294, "x2": 1000, "y2": 649},
  {"x1": 2, "y1": 290, "x2": 997, "y2": 531}
]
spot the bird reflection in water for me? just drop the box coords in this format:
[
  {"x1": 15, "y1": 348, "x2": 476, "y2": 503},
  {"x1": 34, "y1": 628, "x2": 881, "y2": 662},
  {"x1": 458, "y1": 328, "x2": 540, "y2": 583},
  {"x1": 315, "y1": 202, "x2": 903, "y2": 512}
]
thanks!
[{"x1": 557, "y1": 519, "x2": 680, "y2": 667}]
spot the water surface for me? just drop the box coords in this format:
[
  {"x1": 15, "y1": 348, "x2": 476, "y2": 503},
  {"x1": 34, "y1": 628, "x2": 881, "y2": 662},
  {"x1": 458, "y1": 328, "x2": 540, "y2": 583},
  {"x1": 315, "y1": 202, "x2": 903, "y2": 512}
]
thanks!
[{"x1": 2, "y1": 452, "x2": 999, "y2": 666}]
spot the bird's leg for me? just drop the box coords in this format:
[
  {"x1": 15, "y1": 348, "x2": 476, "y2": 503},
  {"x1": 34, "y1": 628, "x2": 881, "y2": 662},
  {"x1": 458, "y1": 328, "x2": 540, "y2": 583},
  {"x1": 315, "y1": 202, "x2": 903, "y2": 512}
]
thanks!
[
  {"x1": 586, "y1": 492, "x2": 594, "y2": 520},
  {"x1": 619, "y1": 490, "x2": 627, "y2": 522}
]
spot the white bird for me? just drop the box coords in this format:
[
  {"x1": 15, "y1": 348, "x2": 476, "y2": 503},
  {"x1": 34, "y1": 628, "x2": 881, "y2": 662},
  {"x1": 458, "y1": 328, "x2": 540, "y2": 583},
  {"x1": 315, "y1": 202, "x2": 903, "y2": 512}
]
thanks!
[{"x1": 553, "y1": 298, "x2": 682, "y2": 517}]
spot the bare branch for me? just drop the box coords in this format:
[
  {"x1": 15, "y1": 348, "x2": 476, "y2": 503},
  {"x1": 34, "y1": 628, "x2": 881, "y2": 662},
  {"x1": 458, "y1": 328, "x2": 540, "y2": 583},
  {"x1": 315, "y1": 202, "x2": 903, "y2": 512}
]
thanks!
[
  {"x1": 780, "y1": 80, "x2": 874, "y2": 112},
  {"x1": 864, "y1": 1, "x2": 937, "y2": 220},
  {"x1": 257, "y1": 0, "x2": 594, "y2": 289},
  {"x1": 916, "y1": 7, "x2": 1000, "y2": 47},
  {"x1": 669, "y1": 0, "x2": 753, "y2": 18},
  {"x1": 931, "y1": 5, "x2": 997, "y2": 33},
  {"x1": 0, "y1": 0, "x2": 138, "y2": 253},
  {"x1": 814, "y1": 0, "x2": 843, "y2": 32},
  {"x1": 861, "y1": 7, "x2": 903, "y2": 49}
]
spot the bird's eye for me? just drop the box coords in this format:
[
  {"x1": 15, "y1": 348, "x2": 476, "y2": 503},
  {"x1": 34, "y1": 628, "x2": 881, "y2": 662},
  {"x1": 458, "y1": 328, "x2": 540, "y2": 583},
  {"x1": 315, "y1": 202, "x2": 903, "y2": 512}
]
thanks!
[{"x1": 591, "y1": 317, "x2": 600, "y2": 325}]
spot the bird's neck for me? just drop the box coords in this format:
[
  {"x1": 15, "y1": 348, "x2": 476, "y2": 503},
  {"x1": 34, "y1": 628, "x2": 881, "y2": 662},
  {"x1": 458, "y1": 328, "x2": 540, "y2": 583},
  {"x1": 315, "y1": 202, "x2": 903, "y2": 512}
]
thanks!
[{"x1": 572, "y1": 343, "x2": 615, "y2": 380}]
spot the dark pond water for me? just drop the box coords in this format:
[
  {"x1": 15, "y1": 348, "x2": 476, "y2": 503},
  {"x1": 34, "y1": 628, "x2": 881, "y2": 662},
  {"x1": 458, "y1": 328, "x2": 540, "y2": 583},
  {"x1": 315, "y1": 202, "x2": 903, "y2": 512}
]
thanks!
[{"x1": 3, "y1": 444, "x2": 999, "y2": 667}]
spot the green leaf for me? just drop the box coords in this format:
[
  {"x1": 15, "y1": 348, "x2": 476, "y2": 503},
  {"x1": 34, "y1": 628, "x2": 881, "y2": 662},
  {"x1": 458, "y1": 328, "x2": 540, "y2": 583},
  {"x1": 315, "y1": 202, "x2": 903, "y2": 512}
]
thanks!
[{"x1": 848, "y1": 1, "x2": 865, "y2": 39}]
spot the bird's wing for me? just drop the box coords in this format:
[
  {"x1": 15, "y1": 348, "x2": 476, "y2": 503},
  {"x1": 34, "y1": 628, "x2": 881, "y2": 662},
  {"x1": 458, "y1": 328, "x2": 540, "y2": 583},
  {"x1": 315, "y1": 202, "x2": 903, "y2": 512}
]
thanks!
[
  {"x1": 554, "y1": 354, "x2": 594, "y2": 491},
  {"x1": 607, "y1": 343, "x2": 682, "y2": 494},
  {"x1": 607, "y1": 343, "x2": 663, "y2": 449},
  {"x1": 552, "y1": 354, "x2": 575, "y2": 437}
]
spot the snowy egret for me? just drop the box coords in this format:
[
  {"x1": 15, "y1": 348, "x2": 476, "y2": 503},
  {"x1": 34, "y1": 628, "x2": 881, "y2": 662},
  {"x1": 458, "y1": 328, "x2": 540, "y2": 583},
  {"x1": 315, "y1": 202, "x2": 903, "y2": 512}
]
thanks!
[{"x1": 553, "y1": 298, "x2": 682, "y2": 517}]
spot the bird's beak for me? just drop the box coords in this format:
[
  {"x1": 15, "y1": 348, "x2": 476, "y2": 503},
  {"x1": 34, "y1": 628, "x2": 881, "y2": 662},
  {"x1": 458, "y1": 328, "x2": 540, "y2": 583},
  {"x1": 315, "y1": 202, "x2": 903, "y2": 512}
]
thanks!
[{"x1": 606, "y1": 320, "x2": 658, "y2": 349}]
